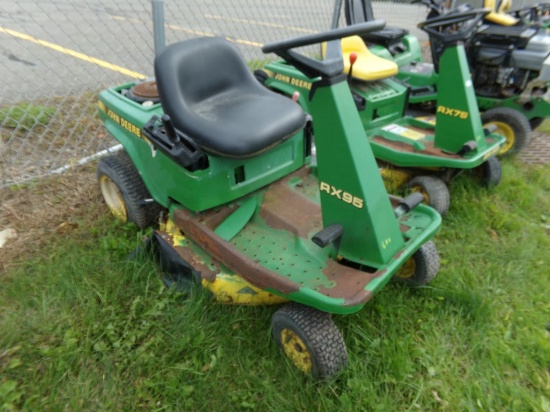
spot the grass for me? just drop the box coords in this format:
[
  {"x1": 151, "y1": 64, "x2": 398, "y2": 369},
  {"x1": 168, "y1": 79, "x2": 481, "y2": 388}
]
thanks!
[
  {"x1": 1, "y1": 158, "x2": 550, "y2": 411},
  {"x1": 0, "y1": 103, "x2": 57, "y2": 130}
]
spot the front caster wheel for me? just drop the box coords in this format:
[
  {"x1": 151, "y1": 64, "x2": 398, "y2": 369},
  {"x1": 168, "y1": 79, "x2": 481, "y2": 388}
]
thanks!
[
  {"x1": 408, "y1": 175, "x2": 450, "y2": 216},
  {"x1": 271, "y1": 302, "x2": 348, "y2": 379},
  {"x1": 394, "y1": 240, "x2": 440, "y2": 287},
  {"x1": 97, "y1": 152, "x2": 164, "y2": 229},
  {"x1": 474, "y1": 156, "x2": 502, "y2": 188}
]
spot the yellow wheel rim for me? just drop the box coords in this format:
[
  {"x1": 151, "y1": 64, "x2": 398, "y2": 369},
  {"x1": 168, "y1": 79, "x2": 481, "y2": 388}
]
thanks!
[
  {"x1": 99, "y1": 175, "x2": 127, "y2": 222},
  {"x1": 280, "y1": 329, "x2": 312, "y2": 373},
  {"x1": 396, "y1": 258, "x2": 416, "y2": 279},
  {"x1": 411, "y1": 186, "x2": 430, "y2": 204},
  {"x1": 484, "y1": 120, "x2": 515, "y2": 155}
]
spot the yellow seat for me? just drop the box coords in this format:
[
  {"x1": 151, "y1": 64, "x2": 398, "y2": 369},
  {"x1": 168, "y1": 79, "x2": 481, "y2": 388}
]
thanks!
[
  {"x1": 323, "y1": 36, "x2": 398, "y2": 81},
  {"x1": 485, "y1": 0, "x2": 519, "y2": 26}
]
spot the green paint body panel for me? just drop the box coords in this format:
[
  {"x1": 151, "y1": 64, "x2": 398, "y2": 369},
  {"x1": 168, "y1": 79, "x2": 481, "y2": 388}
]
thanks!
[
  {"x1": 263, "y1": 63, "x2": 314, "y2": 113},
  {"x1": 264, "y1": 62, "x2": 408, "y2": 131},
  {"x1": 166, "y1": 170, "x2": 441, "y2": 315},
  {"x1": 309, "y1": 79, "x2": 405, "y2": 266},
  {"x1": 369, "y1": 34, "x2": 423, "y2": 67},
  {"x1": 403, "y1": 71, "x2": 550, "y2": 121},
  {"x1": 366, "y1": 117, "x2": 504, "y2": 168},
  {"x1": 98, "y1": 85, "x2": 306, "y2": 212},
  {"x1": 476, "y1": 94, "x2": 550, "y2": 119},
  {"x1": 264, "y1": 44, "x2": 504, "y2": 171},
  {"x1": 392, "y1": 45, "x2": 550, "y2": 122},
  {"x1": 353, "y1": 78, "x2": 408, "y2": 130},
  {"x1": 213, "y1": 196, "x2": 257, "y2": 241},
  {"x1": 397, "y1": 67, "x2": 440, "y2": 89},
  {"x1": 99, "y1": 60, "x2": 441, "y2": 315},
  {"x1": 433, "y1": 45, "x2": 489, "y2": 153}
]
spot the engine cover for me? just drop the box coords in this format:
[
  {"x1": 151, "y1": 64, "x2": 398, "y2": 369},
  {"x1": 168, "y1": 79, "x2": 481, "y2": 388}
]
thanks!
[{"x1": 512, "y1": 32, "x2": 550, "y2": 71}]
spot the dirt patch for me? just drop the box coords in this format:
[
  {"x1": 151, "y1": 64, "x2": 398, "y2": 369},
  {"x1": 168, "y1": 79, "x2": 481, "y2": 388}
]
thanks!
[{"x1": 0, "y1": 163, "x2": 105, "y2": 272}]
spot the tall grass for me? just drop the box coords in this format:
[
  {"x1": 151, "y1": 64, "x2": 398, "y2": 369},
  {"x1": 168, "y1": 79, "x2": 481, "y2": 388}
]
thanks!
[{"x1": 1, "y1": 158, "x2": 549, "y2": 411}]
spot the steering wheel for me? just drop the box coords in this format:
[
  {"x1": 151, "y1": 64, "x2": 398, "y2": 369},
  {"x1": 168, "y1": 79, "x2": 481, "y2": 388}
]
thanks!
[
  {"x1": 262, "y1": 21, "x2": 385, "y2": 79},
  {"x1": 418, "y1": 7, "x2": 490, "y2": 44},
  {"x1": 412, "y1": 0, "x2": 447, "y2": 20}
]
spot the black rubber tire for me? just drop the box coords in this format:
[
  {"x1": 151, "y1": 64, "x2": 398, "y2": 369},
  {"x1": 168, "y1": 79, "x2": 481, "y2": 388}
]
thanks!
[
  {"x1": 408, "y1": 175, "x2": 451, "y2": 216},
  {"x1": 475, "y1": 156, "x2": 502, "y2": 188},
  {"x1": 271, "y1": 302, "x2": 348, "y2": 380},
  {"x1": 529, "y1": 117, "x2": 544, "y2": 131},
  {"x1": 394, "y1": 240, "x2": 440, "y2": 287},
  {"x1": 97, "y1": 152, "x2": 164, "y2": 229},
  {"x1": 481, "y1": 107, "x2": 531, "y2": 155}
]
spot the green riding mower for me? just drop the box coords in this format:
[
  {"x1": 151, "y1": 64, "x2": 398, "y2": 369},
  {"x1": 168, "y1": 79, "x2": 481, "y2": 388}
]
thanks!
[
  {"x1": 96, "y1": 22, "x2": 442, "y2": 379},
  {"x1": 342, "y1": 0, "x2": 550, "y2": 155},
  {"x1": 257, "y1": 9, "x2": 506, "y2": 216}
]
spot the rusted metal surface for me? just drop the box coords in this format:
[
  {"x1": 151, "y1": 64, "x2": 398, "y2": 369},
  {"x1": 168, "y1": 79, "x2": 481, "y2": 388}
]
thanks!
[
  {"x1": 372, "y1": 135, "x2": 461, "y2": 157},
  {"x1": 318, "y1": 260, "x2": 376, "y2": 305},
  {"x1": 169, "y1": 168, "x2": 387, "y2": 306},
  {"x1": 195, "y1": 205, "x2": 238, "y2": 231},
  {"x1": 174, "y1": 207, "x2": 301, "y2": 295},
  {"x1": 155, "y1": 230, "x2": 219, "y2": 282},
  {"x1": 161, "y1": 168, "x2": 426, "y2": 308},
  {"x1": 132, "y1": 80, "x2": 159, "y2": 99},
  {"x1": 260, "y1": 167, "x2": 322, "y2": 239},
  {"x1": 174, "y1": 199, "x2": 384, "y2": 305}
]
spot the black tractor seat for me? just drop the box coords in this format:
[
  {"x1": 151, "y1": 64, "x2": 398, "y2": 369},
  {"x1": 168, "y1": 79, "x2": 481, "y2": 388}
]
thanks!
[{"x1": 154, "y1": 37, "x2": 306, "y2": 158}]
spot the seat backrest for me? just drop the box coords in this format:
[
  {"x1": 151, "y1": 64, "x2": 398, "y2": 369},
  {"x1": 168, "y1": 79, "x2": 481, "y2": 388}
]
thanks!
[
  {"x1": 154, "y1": 37, "x2": 257, "y2": 125},
  {"x1": 344, "y1": 0, "x2": 375, "y2": 25},
  {"x1": 341, "y1": 35, "x2": 371, "y2": 55}
]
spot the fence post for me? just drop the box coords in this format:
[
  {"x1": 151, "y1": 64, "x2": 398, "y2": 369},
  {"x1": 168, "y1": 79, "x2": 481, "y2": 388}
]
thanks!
[{"x1": 152, "y1": 0, "x2": 166, "y2": 56}]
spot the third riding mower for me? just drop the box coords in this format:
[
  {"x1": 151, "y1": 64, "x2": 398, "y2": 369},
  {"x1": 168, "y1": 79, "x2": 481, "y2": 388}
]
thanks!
[
  {"x1": 342, "y1": 0, "x2": 550, "y2": 154},
  {"x1": 468, "y1": 0, "x2": 550, "y2": 29},
  {"x1": 257, "y1": 9, "x2": 506, "y2": 216},
  {"x1": 511, "y1": 2, "x2": 550, "y2": 29},
  {"x1": 96, "y1": 21, "x2": 442, "y2": 379}
]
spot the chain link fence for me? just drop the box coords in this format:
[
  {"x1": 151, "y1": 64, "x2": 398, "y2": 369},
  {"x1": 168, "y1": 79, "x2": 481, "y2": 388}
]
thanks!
[{"x1": 0, "y1": 0, "x2": 538, "y2": 187}]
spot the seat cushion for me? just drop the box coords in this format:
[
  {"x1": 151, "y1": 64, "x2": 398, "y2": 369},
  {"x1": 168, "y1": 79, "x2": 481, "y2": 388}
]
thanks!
[
  {"x1": 155, "y1": 37, "x2": 306, "y2": 158},
  {"x1": 340, "y1": 36, "x2": 398, "y2": 81}
]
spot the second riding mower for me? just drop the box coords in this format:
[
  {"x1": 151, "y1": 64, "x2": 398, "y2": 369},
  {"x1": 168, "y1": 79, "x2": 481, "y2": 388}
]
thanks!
[
  {"x1": 466, "y1": 0, "x2": 550, "y2": 29},
  {"x1": 342, "y1": 0, "x2": 550, "y2": 154},
  {"x1": 96, "y1": 21, "x2": 442, "y2": 379},
  {"x1": 257, "y1": 9, "x2": 506, "y2": 216}
]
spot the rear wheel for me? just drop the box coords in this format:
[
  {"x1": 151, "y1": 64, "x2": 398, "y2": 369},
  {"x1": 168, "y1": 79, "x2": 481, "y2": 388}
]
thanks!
[
  {"x1": 271, "y1": 302, "x2": 348, "y2": 379},
  {"x1": 408, "y1": 175, "x2": 450, "y2": 216},
  {"x1": 394, "y1": 240, "x2": 440, "y2": 287},
  {"x1": 97, "y1": 152, "x2": 163, "y2": 229},
  {"x1": 481, "y1": 107, "x2": 531, "y2": 155}
]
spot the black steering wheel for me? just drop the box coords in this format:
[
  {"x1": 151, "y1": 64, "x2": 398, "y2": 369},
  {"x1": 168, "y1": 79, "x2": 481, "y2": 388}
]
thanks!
[
  {"x1": 418, "y1": 7, "x2": 490, "y2": 44},
  {"x1": 412, "y1": 0, "x2": 447, "y2": 20},
  {"x1": 262, "y1": 21, "x2": 385, "y2": 79}
]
